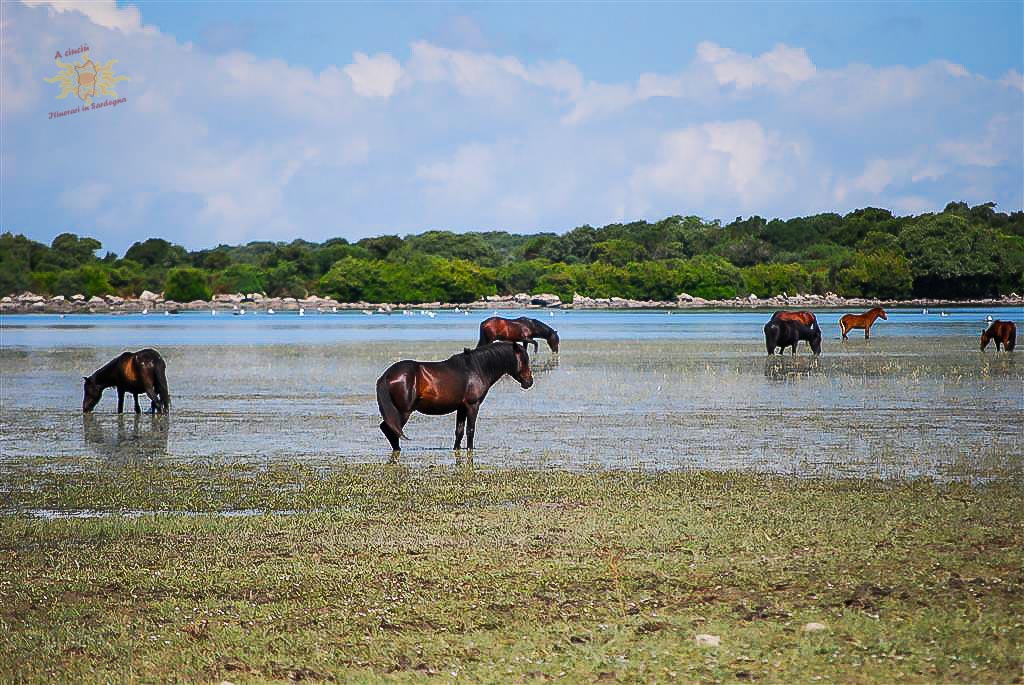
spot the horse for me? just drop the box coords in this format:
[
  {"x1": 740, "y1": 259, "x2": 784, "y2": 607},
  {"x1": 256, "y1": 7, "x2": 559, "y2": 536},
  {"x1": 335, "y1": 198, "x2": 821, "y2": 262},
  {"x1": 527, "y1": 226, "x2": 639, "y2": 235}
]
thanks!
[
  {"x1": 376, "y1": 342, "x2": 534, "y2": 452},
  {"x1": 764, "y1": 319, "x2": 822, "y2": 355},
  {"x1": 839, "y1": 307, "x2": 888, "y2": 340},
  {"x1": 981, "y1": 320, "x2": 1016, "y2": 351},
  {"x1": 83, "y1": 349, "x2": 170, "y2": 414},
  {"x1": 478, "y1": 316, "x2": 560, "y2": 353},
  {"x1": 771, "y1": 311, "x2": 818, "y2": 351},
  {"x1": 770, "y1": 310, "x2": 818, "y2": 326}
]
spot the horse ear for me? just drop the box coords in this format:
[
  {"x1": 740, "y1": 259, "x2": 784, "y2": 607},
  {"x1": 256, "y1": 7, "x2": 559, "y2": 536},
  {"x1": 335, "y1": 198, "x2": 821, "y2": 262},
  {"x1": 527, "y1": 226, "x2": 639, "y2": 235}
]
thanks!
[{"x1": 82, "y1": 376, "x2": 89, "y2": 381}]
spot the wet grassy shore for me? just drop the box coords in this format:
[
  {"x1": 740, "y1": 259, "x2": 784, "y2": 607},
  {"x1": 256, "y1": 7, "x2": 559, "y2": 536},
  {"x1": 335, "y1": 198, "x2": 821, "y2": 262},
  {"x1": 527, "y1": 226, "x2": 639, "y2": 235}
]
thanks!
[{"x1": 1, "y1": 462, "x2": 1022, "y2": 684}]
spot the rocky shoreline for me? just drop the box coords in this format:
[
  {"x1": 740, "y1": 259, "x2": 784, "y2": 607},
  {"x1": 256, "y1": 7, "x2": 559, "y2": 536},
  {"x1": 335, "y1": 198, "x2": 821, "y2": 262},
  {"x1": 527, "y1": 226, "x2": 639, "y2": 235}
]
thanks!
[{"x1": 2, "y1": 290, "x2": 1021, "y2": 315}]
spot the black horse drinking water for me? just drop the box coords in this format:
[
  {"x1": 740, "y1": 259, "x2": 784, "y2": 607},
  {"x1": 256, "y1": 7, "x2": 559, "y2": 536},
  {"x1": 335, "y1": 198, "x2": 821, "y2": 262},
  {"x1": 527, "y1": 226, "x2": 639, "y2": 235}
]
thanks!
[
  {"x1": 83, "y1": 349, "x2": 170, "y2": 413},
  {"x1": 376, "y1": 342, "x2": 533, "y2": 452},
  {"x1": 764, "y1": 319, "x2": 822, "y2": 355}
]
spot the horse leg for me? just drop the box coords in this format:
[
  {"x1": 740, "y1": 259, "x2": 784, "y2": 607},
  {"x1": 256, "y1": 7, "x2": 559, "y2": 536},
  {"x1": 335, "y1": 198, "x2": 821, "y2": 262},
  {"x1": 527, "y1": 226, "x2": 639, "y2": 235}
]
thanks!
[
  {"x1": 532, "y1": 339, "x2": 539, "y2": 354},
  {"x1": 864, "y1": 325, "x2": 870, "y2": 340},
  {"x1": 142, "y1": 382, "x2": 161, "y2": 414},
  {"x1": 380, "y1": 421, "x2": 401, "y2": 451},
  {"x1": 465, "y1": 403, "x2": 480, "y2": 450},
  {"x1": 117, "y1": 389, "x2": 125, "y2": 414},
  {"x1": 133, "y1": 394, "x2": 142, "y2": 414},
  {"x1": 454, "y1": 407, "x2": 467, "y2": 450}
]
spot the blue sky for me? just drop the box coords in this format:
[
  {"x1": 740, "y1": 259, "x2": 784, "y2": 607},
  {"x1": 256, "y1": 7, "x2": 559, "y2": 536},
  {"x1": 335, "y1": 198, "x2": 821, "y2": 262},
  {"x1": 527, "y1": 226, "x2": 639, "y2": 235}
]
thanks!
[{"x1": 3, "y1": 1, "x2": 1022, "y2": 254}]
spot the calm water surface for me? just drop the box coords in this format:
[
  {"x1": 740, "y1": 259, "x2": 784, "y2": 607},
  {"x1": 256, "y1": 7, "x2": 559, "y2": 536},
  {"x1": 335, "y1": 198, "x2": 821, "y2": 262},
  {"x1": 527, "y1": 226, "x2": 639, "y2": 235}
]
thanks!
[{"x1": 2, "y1": 308, "x2": 1021, "y2": 478}]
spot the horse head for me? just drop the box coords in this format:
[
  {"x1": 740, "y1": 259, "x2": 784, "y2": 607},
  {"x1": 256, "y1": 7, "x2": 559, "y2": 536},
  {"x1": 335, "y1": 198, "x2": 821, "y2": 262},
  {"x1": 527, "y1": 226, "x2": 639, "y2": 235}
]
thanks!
[
  {"x1": 548, "y1": 330, "x2": 560, "y2": 354},
  {"x1": 875, "y1": 307, "x2": 888, "y2": 320},
  {"x1": 82, "y1": 376, "x2": 103, "y2": 412},
  {"x1": 510, "y1": 343, "x2": 534, "y2": 389}
]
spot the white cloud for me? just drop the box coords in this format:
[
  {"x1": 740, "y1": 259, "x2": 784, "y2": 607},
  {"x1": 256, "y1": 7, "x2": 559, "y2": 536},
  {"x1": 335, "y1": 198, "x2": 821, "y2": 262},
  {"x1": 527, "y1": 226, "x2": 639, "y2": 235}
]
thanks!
[
  {"x1": 21, "y1": 0, "x2": 156, "y2": 35},
  {"x1": 696, "y1": 41, "x2": 816, "y2": 90},
  {"x1": 631, "y1": 120, "x2": 803, "y2": 208},
  {"x1": 417, "y1": 142, "x2": 499, "y2": 200},
  {"x1": 1000, "y1": 69, "x2": 1024, "y2": 92},
  {"x1": 344, "y1": 52, "x2": 403, "y2": 98}
]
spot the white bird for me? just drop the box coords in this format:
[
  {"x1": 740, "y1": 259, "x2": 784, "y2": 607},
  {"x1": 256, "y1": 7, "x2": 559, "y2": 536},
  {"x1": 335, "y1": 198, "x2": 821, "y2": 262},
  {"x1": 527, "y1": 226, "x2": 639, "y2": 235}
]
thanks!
[
  {"x1": 267, "y1": 308, "x2": 275, "y2": 315},
  {"x1": 425, "y1": 311, "x2": 436, "y2": 318},
  {"x1": 239, "y1": 308, "x2": 245, "y2": 315},
  {"x1": 141, "y1": 307, "x2": 148, "y2": 315},
  {"x1": 362, "y1": 309, "x2": 373, "y2": 316},
  {"x1": 940, "y1": 311, "x2": 949, "y2": 317},
  {"x1": 921, "y1": 308, "x2": 928, "y2": 315},
  {"x1": 299, "y1": 307, "x2": 305, "y2": 316},
  {"x1": 332, "y1": 306, "x2": 338, "y2": 313},
  {"x1": 986, "y1": 315, "x2": 993, "y2": 322},
  {"x1": 59, "y1": 314, "x2": 65, "y2": 319},
  {"x1": 164, "y1": 311, "x2": 170, "y2": 316},
  {"x1": 211, "y1": 309, "x2": 217, "y2": 315}
]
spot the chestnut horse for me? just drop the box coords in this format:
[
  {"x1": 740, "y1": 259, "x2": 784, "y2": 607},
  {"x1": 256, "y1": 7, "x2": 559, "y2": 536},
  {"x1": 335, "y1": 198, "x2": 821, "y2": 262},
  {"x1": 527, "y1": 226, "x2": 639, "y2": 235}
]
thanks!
[
  {"x1": 478, "y1": 316, "x2": 560, "y2": 353},
  {"x1": 771, "y1": 310, "x2": 818, "y2": 326},
  {"x1": 764, "y1": 319, "x2": 822, "y2": 355},
  {"x1": 376, "y1": 342, "x2": 534, "y2": 452},
  {"x1": 83, "y1": 348, "x2": 170, "y2": 413},
  {"x1": 981, "y1": 320, "x2": 1016, "y2": 351},
  {"x1": 840, "y1": 307, "x2": 888, "y2": 340}
]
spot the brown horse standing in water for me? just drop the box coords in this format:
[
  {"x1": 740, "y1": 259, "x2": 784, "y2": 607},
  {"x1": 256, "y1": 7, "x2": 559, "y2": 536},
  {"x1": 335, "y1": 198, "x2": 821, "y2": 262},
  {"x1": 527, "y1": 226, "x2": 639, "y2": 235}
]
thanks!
[
  {"x1": 376, "y1": 342, "x2": 534, "y2": 452},
  {"x1": 478, "y1": 316, "x2": 559, "y2": 353},
  {"x1": 83, "y1": 349, "x2": 170, "y2": 413},
  {"x1": 840, "y1": 307, "x2": 888, "y2": 340},
  {"x1": 981, "y1": 320, "x2": 1016, "y2": 351}
]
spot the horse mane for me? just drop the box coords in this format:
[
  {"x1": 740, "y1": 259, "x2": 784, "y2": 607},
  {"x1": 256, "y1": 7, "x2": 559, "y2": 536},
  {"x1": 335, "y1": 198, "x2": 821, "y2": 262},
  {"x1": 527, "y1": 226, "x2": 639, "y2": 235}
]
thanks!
[
  {"x1": 522, "y1": 317, "x2": 556, "y2": 337},
  {"x1": 88, "y1": 352, "x2": 129, "y2": 381},
  {"x1": 456, "y1": 342, "x2": 520, "y2": 373},
  {"x1": 869, "y1": 306, "x2": 886, "y2": 314}
]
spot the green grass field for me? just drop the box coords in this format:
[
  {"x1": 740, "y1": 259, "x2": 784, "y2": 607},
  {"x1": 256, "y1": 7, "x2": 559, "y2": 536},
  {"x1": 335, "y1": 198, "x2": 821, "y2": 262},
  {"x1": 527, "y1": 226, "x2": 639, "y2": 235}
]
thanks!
[{"x1": 1, "y1": 462, "x2": 1022, "y2": 684}]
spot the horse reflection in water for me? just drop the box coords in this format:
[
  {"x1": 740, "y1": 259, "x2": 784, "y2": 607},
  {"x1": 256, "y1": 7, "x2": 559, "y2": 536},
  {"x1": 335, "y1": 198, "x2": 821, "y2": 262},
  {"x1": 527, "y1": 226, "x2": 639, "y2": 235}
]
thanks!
[
  {"x1": 82, "y1": 413, "x2": 170, "y2": 463},
  {"x1": 764, "y1": 356, "x2": 824, "y2": 381}
]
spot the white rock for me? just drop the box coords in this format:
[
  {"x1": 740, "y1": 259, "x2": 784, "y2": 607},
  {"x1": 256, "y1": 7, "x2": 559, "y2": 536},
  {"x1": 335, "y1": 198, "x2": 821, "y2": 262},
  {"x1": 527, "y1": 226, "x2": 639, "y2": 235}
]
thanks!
[
  {"x1": 804, "y1": 622, "x2": 827, "y2": 632},
  {"x1": 139, "y1": 290, "x2": 160, "y2": 302},
  {"x1": 71, "y1": 293, "x2": 85, "y2": 301},
  {"x1": 50, "y1": 295, "x2": 65, "y2": 302},
  {"x1": 88, "y1": 296, "x2": 105, "y2": 304},
  {"x1": 694, "y1": 634, "x2": 720, "y2": 647},
  {"x1": 677, "y1": 292, "x2": 694, "y2": 302},
  {"x1": 748, "y1": 294, "x2": 758, "y2": 302}
]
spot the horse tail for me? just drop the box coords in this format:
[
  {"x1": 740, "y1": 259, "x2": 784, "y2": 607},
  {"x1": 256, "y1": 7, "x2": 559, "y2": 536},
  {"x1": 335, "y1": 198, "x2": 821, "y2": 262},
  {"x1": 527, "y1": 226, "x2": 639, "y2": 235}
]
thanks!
[
  {"x1": 155, "y1": 359, "x2": 171, "y2": 411},
  {"x1": 1008, "y1": 325, "x2": 1017, "y2": 351},
  {"x1": 376, "y1": 375, "x2": 408, "y2": 439}
]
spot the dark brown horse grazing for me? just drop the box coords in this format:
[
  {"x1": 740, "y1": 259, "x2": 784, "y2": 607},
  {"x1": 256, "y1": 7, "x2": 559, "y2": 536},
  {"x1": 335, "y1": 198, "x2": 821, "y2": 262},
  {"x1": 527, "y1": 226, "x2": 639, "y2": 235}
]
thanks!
[
  {"x1": 771, "y1": 311, "x2": 818, "y2": 351},
  {"x1": 478, "y1": 316, "x2": 559, "y2": 353},
  {"x1": 83, "y1": 349, "x2": 170, "y2": 413},
  {"x1": 981, "y1": 320, "x2": 1016, "y2": 351},
  {"x1": 764, "y1": 319, "x2": 822, "y2": 355},
  {"x1": 840, "y1": 307, "x2": 888, "y2": 340},
  {"x1": 376, "y1": 342, "x2": 534, "y2": 452}
]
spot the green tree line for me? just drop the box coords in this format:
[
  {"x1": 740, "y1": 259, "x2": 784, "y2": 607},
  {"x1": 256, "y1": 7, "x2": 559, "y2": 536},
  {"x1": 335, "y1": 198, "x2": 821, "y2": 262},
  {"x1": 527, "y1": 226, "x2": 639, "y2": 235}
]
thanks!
[{"x1": 2, "y1": 202, "x2": 1022, "y2": 303}]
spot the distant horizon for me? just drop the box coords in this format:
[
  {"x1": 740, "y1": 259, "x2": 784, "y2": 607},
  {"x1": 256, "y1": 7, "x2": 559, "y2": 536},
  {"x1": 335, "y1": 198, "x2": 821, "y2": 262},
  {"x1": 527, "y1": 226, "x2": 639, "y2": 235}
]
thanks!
[{"x1": 7, "y1": 199, "x2": 1017, "y2": 256}]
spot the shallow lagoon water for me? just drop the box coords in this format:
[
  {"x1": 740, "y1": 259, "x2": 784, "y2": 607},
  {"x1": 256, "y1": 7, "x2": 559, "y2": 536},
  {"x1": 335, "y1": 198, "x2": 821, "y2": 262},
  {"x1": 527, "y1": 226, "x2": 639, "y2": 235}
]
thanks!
[{"x1": 1, "y1": 308, "x2": 1021, "y2": 478}]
